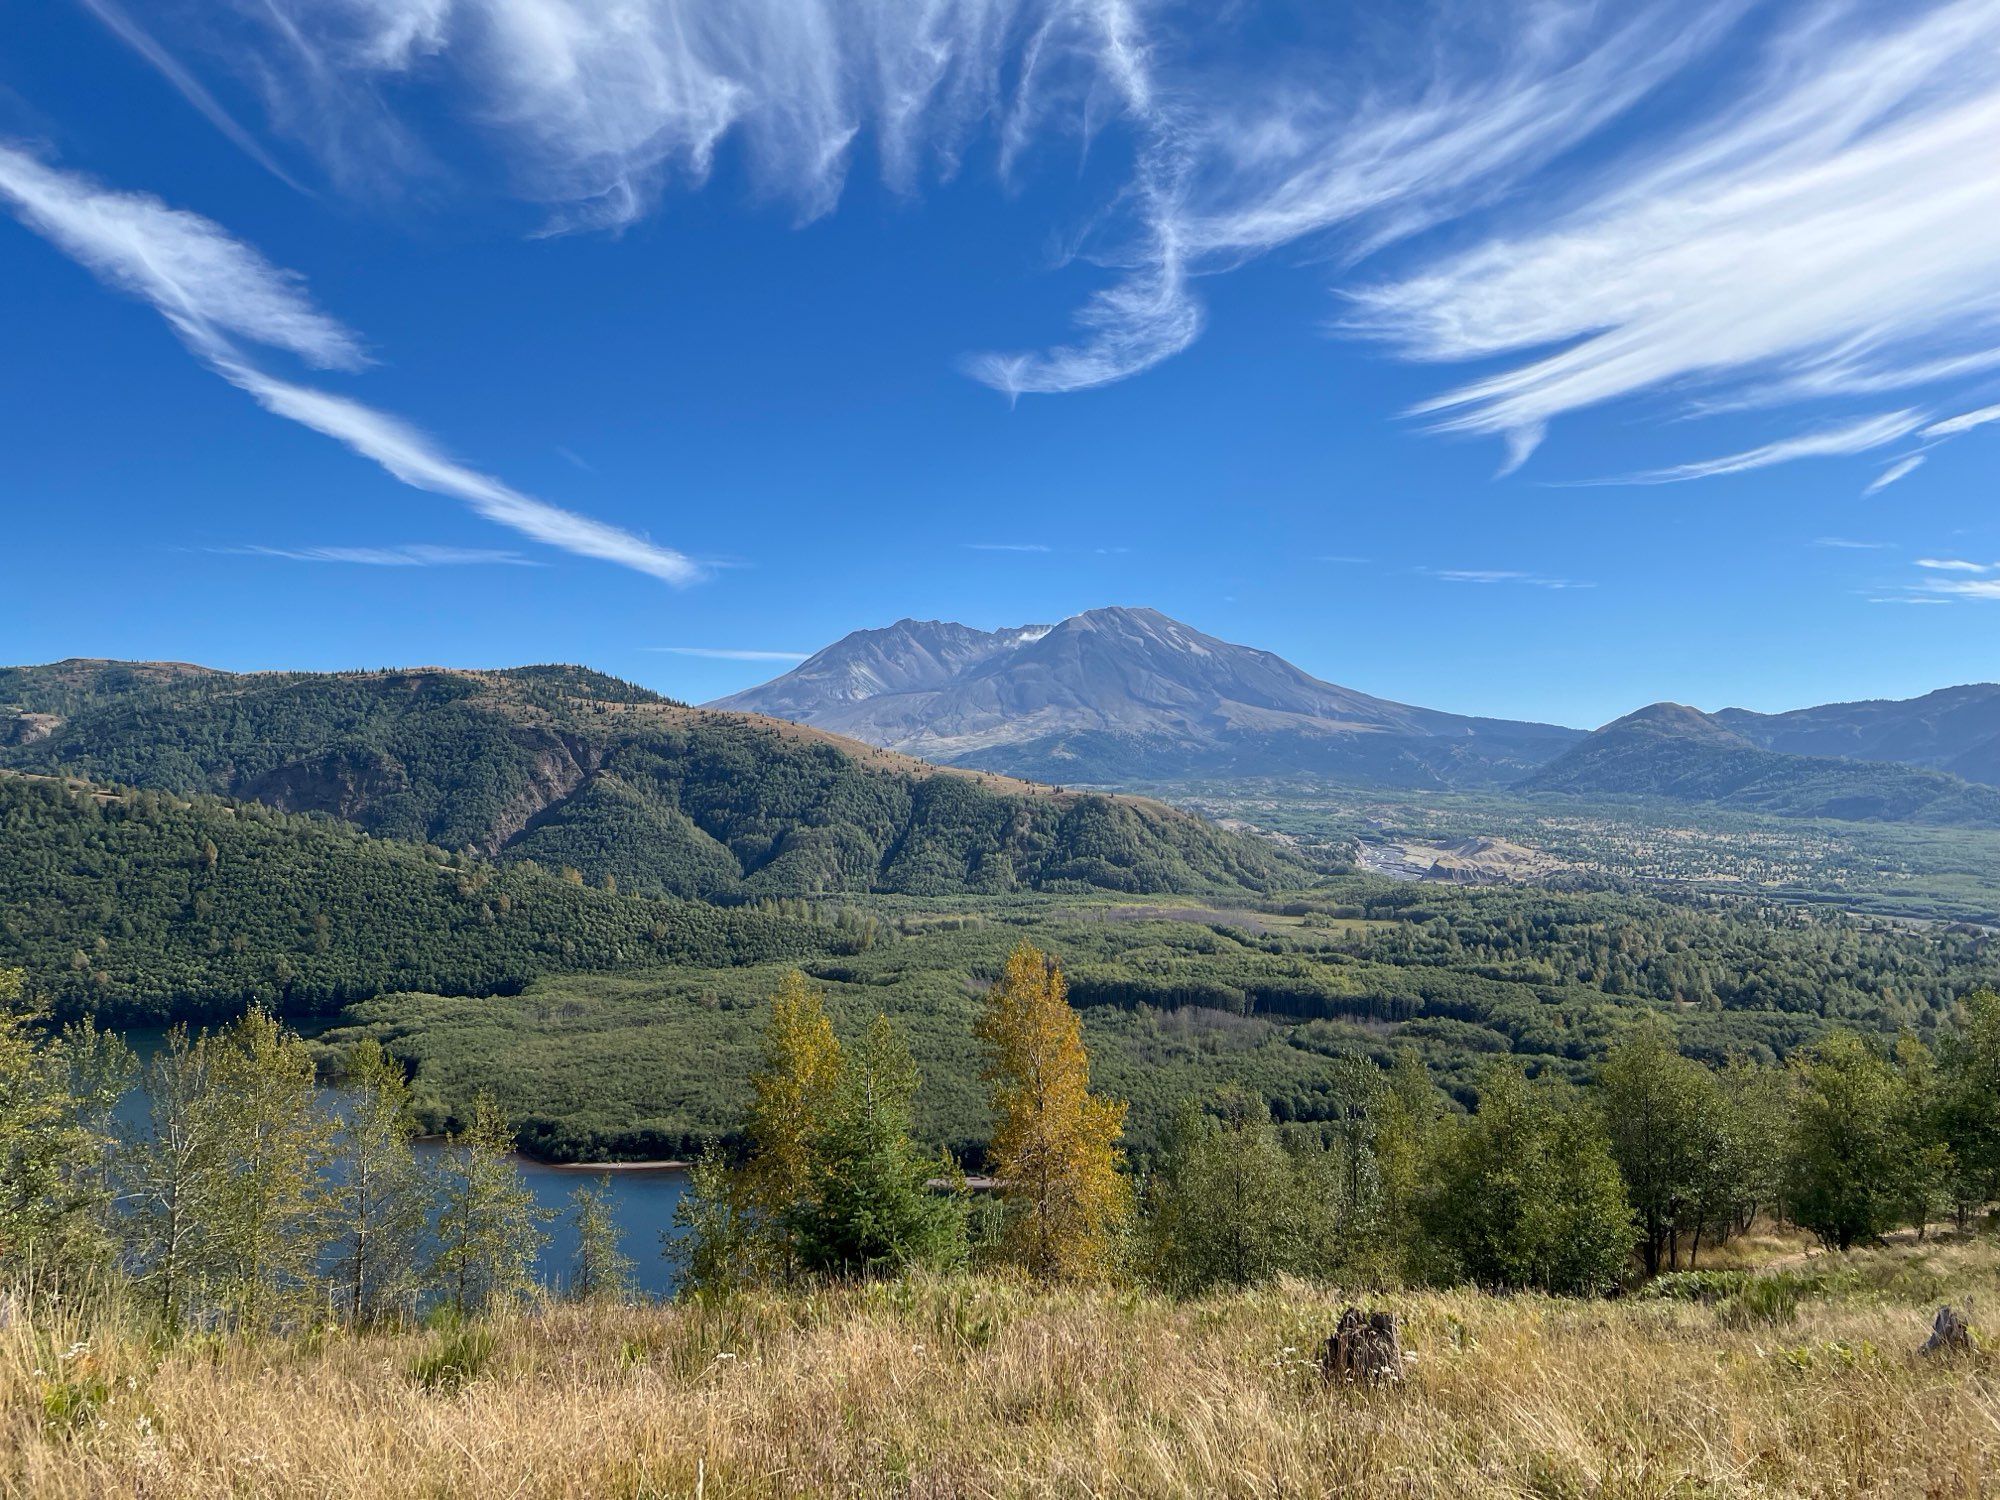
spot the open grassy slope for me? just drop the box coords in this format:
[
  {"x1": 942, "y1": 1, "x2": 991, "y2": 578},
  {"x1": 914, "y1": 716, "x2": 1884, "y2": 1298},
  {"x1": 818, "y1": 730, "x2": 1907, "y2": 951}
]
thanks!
[{"x1": 6, "y1": 1236, "x2": 1993, "y2": 1497}]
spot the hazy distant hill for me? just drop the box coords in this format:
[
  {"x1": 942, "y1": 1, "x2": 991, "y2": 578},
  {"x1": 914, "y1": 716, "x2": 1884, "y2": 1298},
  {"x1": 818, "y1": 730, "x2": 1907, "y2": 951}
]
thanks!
[
  {"x1": 713, "y1": 606, "x2": 1582, "y2": 786},
  {"x1": 0, "y1": 659, "x2": 1304, "y2": 900},
  {"x1": 1520, "y1": 702, "x2": 2000, "y2": 825},
  {"x1": 1716, "y1": 684, "x2": 2000, "y2": 786}
]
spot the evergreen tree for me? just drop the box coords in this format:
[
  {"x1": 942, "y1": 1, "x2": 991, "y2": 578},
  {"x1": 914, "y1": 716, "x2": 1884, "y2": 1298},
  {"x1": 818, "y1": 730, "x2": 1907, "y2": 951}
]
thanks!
[
  {"x1": 332, "y1": 1040, "x2": 430, "y2": 1324},
  {"x1": 434, "y1": 1093, "x2": 549, "y2": 1317},
  {"x1": 977, "y1": 942, "x2": 1131, "y2": 1281},
  {"x1": 566, "y1": 1176, "x2": 635, "y2": 1303},
  {"x1": 789, "y1": 1014, "x2": 965, "y2": 1278}
]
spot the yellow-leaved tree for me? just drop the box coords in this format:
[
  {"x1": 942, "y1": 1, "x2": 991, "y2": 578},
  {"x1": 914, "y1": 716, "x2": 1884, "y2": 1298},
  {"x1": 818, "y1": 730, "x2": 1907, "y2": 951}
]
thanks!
[
  {"x1": 741, "y1": 970, "x2": 845, "y2": 1275},
  {"x1": 977, "y1": 942, "x2": 1131, "y2": 1280}
]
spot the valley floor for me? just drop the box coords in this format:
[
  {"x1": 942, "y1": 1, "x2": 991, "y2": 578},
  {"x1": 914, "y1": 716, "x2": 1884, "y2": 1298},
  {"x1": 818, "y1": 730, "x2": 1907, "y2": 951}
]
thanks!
[{"x1": 6, "y1": 1237, "x2": 1995, "y2": 1498}]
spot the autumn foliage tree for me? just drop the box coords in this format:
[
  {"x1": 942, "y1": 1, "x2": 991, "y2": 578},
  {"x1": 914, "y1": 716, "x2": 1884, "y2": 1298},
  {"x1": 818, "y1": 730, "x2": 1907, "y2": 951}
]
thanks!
[
  {"x1": 740, "y1": 970, "x2": 846, "y2": 1278},
  {"x1": 977, "y1": 942, "x2": 1131, "y2": 1281}
]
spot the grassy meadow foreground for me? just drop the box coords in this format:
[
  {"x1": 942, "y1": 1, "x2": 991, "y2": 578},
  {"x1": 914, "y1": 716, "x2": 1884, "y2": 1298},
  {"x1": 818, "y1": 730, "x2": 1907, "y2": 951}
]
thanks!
[{"x1": 6, "y1": 1237, "x2": 1995, "y2": 1497}]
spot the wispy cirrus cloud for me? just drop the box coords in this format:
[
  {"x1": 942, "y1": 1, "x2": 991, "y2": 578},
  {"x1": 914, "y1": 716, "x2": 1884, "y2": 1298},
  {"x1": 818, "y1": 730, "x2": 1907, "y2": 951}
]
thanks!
[
  {"x1": 1869, "y1": 553, "x2": 2000, "y2": 605},
  {"x1": 1864, "y1": 455, "x2": 1927, "y2": 496},
  {"x1": 646, "y1": 647, "x2": 810, "y2": 661},
  {"x1": 964, "y1": 542, "x2": 1054, "y2": 553},
  {"x1": 1355, "y1": 0, "x2": 2000, "y2": 467},
  {"x1": 1925, "y1": 401, "x2": 2000, "y2": 438},
  {"x1": 1430, "y1": 568, "x2": 1593, "y2": 591},
  {"x1": 73, "y1": 0, "x2": 308, "y2": 193},
  {"x1": 1601, "y1": 412, "x2": 1927, "y2": 486},
  {"x1": 1813, "y1": 537, "x2": 1893, "y2": 550},
  {"x1": 220, "y1": 543, "x2": 539, "y2": 566},
  {"x1": 0, "y1": 143, "x2": 698, "y2": 584},
  {"x1": 41, "y1": 0, "x2": 2000, "y2": 485}
]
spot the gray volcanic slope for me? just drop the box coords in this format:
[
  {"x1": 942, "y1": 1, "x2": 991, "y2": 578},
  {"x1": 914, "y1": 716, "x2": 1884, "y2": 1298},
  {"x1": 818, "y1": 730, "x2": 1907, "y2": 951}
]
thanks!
[{"x1": 711, "y1": 606, "x2": 1582, "y2": 786}]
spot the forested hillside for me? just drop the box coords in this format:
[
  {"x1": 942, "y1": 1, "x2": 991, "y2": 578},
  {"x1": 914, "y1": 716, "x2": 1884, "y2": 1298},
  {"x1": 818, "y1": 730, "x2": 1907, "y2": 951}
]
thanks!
[
  {"x1": 0, "y1": 772, "x2": 829, "y2": 1022},
  {"x1": 0, "y1": 660, "x2": 1303, "y2": 898},
  {"x1": 1522, "y1": 703, "x2": 2000, "y2": 825},
  {"x1": 317, "y1": 881, "x2": 2000, "y2": 1161}
]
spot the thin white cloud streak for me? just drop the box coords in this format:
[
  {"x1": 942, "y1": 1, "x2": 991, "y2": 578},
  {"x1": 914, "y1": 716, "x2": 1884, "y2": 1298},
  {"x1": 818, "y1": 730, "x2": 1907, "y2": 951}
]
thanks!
[
  {"x1": 0, "y1": 144, "x2": 697, "y2": 585},
  {"x1": 1607, "y1": 412, "x2": 1925, "y2": 485},
  {"x1": 1864, "y1": 454, "x2": 1926, "y2": 495},
  {"x1": 1431, "y1": 568, "x2": 1593, "y2": 590},
  {"x1": 1921, "y1": 578, "x2": 2000, "y2": 599},
  {"x1": 1813, "y1": 537, "x2": 1892, "y2": 550},
  {"x1": 647, "y1": 647, "x2": 810, "y2": 661},
  {"x1": 225, "y1": 543, "x2": 538, "y2": 566},
  {"x1": 73, "y1": 0, "x2": 308, "y2": 193},
  {"x1": 1358, "y1": 0, "x2": 2000, "y2": 456},
  {"x1": 211, "y1": 360, "x2": 703, "y2": 584},
  {"x1": 1915, "y1": 558, "x2": 1991, "y2": 572},
  {"x1": 1925, "y1": 401, "x2": 2000, "y2": 437},
  {"x1": 0, "y1": 144, "x2": 362, "y2": 368},
  {"x1": 964, "y1": 541, "x2": 1054, "y2": 553}
]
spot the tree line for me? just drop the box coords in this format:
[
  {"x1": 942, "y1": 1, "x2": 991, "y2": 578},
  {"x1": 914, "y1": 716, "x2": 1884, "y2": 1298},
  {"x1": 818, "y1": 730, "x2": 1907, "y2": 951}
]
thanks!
[{"x1": 4, "y1": 949, "x2": 1997, "y2": 1329}]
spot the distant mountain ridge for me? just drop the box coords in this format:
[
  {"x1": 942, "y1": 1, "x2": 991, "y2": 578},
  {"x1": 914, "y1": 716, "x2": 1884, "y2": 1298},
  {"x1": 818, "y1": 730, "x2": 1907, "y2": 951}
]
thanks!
[
  {"x1": 1716, "y1": 684, "x2": 2000, "y2": 786},
  {"x1": 712, "y1": 606, "x2": 1583, "y2": 787},
  {"x1": 1522, "y1": 701, "x2": 2000, "y2": 826}
]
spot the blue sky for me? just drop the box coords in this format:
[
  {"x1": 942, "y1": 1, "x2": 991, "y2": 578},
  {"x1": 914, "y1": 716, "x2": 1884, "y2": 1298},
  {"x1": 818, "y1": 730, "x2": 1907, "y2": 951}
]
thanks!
[{"x1": 3, "y1": 0, "x2": 1999, "y2": 730}]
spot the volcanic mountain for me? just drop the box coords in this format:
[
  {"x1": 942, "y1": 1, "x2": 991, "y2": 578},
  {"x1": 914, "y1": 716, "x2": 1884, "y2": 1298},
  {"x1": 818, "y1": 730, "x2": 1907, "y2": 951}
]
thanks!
[{"x1": 711, "y1": 607, "x2": 1582, "y2": 786}]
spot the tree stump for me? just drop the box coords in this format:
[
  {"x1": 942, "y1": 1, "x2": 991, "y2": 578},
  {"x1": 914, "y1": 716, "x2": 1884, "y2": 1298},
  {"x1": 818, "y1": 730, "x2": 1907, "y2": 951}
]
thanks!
[
  {"x1": 1920, "y1": 1305, "x2": 1975, "y2": 1356},
  {"x1": 1320, "y1": 1307, "x2": 1404, "y2": 1385}
]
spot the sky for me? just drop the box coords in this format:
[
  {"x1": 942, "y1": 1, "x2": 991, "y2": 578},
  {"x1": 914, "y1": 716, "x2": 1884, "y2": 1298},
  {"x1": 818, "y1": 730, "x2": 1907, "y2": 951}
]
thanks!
[{"x1": 3, "y1": 0, "x2": 1999, "y2": 730}]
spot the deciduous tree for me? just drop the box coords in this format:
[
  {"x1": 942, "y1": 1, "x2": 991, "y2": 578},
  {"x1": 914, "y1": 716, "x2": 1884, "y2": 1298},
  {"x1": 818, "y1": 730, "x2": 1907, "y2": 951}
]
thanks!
[{"x1": 977, "y1": 942, "x2": 1131, "y2": 1281}]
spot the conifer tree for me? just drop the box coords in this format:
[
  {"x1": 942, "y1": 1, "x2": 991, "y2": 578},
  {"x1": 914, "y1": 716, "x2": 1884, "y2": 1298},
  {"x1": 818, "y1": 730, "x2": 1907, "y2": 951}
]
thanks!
[
  {"x1": 333, "y1": 1040, "x2": 430, "y2": 1324},
  {"x1": 434, "y1": 1093, "x2": 548, "y2": 1317},
  {"x1": 976, "y1": 942, "x2": 1131, "y2": 1281},
  {"x1": 790, "y1": 1014, "x2": 964, "y2": 1278}
]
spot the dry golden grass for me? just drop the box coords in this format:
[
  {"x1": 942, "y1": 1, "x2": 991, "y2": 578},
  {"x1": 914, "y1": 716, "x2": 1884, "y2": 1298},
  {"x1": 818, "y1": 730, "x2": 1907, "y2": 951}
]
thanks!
[{"x1": 5, "y1": 1239, "x2": 1996, "y2": 1498}]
